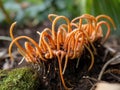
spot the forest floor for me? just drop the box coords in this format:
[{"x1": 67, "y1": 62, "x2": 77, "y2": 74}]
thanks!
[{"x1": 0, "y1": 21, "x2": 120, "y2": 90}]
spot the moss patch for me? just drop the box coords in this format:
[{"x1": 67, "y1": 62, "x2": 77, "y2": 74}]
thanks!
[{"x1": 0, "y1": 67, "x2": 40, "y2": 90}]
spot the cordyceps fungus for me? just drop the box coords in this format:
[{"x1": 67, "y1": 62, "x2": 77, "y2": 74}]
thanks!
[{"x1": 8, "y1": 14, "x2": 116, "y2": 90}]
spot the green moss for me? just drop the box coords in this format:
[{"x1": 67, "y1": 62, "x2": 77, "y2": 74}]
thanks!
[{"x1": 0, "y1": 67, "x2": 40, "y2": 90}]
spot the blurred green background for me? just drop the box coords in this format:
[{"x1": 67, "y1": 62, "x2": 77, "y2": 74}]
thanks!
[{"x1": 0, "y1": 0, "x2": 120, "y2": 34}]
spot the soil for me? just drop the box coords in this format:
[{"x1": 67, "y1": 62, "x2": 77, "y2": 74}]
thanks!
[{"x1": 0, "y1": 21, "x2": 120, "y2": 90}]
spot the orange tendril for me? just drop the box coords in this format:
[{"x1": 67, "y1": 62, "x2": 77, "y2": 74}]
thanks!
[{"x1": 9, "y1": 14, "x2": 116, "y2": 89}]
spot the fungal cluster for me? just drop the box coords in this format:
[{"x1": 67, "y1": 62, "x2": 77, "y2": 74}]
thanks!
[{"x1": 9, "y1": 14, "x2": 115, "y2": 89}]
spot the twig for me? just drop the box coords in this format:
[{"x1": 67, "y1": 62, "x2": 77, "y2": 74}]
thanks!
[
  {"x1": 104, "y1": 45, "x2": 117, "y2": 54},
  {"x1": 102, "y1": 49, "x2": 109, "y2": 62},
  {"x1": 18, "y1": 57, "x2": 25, "y2": 65},
  {"x1": 104, "y1": 69, "x2": 120, "y2": 75},
  {"x1": 83, "y1": 76, "x2": 98, "y2": 82},
  {"x1": 109, "y1": 73, "x2": 120, "y2": 82},
  {"x1": 0, "y1": 36, "x2": 12, "y2": 41},
  {"x1": 98, "y1": 54, "x2": 120, "y2": 80}
]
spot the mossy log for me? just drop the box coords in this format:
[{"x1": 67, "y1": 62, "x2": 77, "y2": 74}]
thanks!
[{"x1": 0, "y1": 67, "x2": 40, "y2": 90}]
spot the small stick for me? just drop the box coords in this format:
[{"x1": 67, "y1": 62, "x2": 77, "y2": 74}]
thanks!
[
  {"x1": 109, "y1": 73, "x2": 120, "y2": 82},
  {"x1": 0, "y1": 36, "x2": 12, "y2": 41},
  {"x1": 83, "y1": 76, "x2": 98, "y2": 82},
  {"x1": 104, "y1": 45, "x2": 117, "y2": 54},
  {"x1": 102, "y1": 49, "x2": 109, "y2": 62},
  {"x1": 18, "y1": 57, "x2": 25, "y2": 65},
  {"x1": 98, "y1": 54, "x2": 120, "y2": 80}
]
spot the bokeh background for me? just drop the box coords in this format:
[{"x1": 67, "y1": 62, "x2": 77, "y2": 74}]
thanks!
[
  {"x1": 0, "y1": 0, "x2": 120, "y2": 35},
  {"x1": 0, "y1": 1, "x2": 120, "y2": 89}
]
